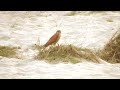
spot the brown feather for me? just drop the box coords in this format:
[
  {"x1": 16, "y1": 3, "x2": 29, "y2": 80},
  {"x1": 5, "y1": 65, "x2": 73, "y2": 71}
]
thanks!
[{"x1": 44, "y1": 30, "x2": 61, "y2": 47}]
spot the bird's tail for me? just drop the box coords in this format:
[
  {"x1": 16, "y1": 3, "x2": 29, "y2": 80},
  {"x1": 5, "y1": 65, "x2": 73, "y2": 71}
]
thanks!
[{"x1": 44, "y1": 43, "x2": 49, "y2": 47}]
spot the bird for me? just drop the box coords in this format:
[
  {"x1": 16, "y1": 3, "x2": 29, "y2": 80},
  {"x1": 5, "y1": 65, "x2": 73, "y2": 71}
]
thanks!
[{"x1": 44, "y1": 30, "x2": 61, "y2": 47}]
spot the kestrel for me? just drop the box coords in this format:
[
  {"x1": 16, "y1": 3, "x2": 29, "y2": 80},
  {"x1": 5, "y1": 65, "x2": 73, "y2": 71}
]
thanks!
[{"x1": 44, "y1": 30, "x2": 61, "y2": 47}]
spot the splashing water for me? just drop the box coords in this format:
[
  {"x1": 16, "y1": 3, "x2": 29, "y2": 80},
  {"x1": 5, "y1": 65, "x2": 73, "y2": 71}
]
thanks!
[{"x1": 0, "y1": 11, "x2": 120, "y2": 79}]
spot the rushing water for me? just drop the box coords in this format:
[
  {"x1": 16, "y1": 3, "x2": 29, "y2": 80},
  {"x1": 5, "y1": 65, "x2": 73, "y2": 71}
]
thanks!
[{"x1": 0, "y1": 11, "x2": 120, "y2": 79}]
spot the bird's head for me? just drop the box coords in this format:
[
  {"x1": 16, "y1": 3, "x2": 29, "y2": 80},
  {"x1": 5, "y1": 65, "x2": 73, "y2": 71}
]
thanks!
[{"x1": 56, "y1": 30, "x2": 61, "y2": 33}]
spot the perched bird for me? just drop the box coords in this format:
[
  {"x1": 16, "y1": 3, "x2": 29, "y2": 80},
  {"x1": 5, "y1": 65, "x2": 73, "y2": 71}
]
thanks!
[{"x1": 44, "y1": 30, "x2": 61, "y2": 47}]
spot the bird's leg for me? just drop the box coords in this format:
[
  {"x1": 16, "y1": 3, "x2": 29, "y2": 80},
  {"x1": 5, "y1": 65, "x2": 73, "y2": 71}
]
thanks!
[{"x1": 57, "y1": 43, "x2": 60, "y2": 47}]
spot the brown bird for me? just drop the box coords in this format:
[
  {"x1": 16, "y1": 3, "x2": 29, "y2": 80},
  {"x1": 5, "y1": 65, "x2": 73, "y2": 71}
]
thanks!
[{"x1": 44, "y1": 30, "x2": 61, "y2": 47}]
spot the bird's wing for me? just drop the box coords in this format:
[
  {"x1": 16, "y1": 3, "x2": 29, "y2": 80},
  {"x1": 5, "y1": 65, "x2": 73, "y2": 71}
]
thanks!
[{"x1": 45, "y1": 33, "x2": 59, "y2": 46}]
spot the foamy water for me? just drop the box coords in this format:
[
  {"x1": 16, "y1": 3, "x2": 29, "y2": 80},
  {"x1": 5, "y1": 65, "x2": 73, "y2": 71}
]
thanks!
[{"x1": 0, "y1": 11, "x2": 120, "y2": 79}]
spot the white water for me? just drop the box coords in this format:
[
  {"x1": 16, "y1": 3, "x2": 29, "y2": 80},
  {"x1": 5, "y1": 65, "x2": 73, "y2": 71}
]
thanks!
[{"x1": 0, "y1": 11, "x2": 120, "y2": 79}]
